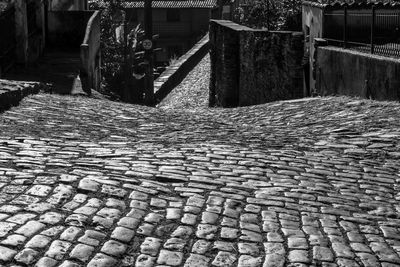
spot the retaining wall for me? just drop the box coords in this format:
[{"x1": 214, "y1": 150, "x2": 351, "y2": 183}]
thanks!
[
  {"x1": 0, "y1": 79, "x2": 44, "y2": 112},
  {"x1": 209, "y1": 20, "x2": 304, "y2": 107},
  {"x1": 316, "y1": 46, "x2": 400, "y2": 101},
  {"x1": 154, "y1": 34, "x2": 210, "y2": 104}
]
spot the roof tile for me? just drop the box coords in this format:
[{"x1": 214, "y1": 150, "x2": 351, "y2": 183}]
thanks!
[{"x1": 90, "y1": 0, "x2": 217, "y2": 9}]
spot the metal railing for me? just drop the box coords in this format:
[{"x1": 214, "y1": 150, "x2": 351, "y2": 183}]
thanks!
[
  {"x1": 323, "y1": 6, "x2": 400, "y2": 57},
  {"x1": 0, "y1": 5, "x2": 16, "y2": 74}
]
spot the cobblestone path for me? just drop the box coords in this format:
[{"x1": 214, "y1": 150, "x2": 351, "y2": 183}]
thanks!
[
  {"x1": 158, "y1": 55, "x2": 210, "y2": 110},
  {"x1": 0, "y1": 94, "x2": 400, "y2": 267}
]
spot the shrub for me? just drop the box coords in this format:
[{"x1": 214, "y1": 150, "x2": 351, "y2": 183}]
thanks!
[
  {"x1": 233, "y1": 0, "x2": 302, "y2": 31},
  {"x1": 89, "y1": 0, "x2": 145, "y2": 102}
]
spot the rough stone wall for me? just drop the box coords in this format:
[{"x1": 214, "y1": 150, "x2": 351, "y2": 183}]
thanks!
[
  {"x1": 209, "y1": 20, "x2": 246, "y2": 107},
  {"x1": 239, "y1": 31, "x2": 304, "y2": 106},
  {"x1": 0, "y1": 79, "x2": 44, "y2": 112},
  {"x1": 209, "y1": 20, "x2": 304, "y2": 107},
  {"x1": 316, "y1": 46, "x2": 400, "y2": 101}
]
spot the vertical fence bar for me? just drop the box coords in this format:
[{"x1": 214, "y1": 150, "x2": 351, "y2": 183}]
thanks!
[
  {"x1": 343, "y1": 6, "x2": 347, "y2": 48},
  {"x1": 371, "y1": 5, "x2": 375, "y2": 54}
]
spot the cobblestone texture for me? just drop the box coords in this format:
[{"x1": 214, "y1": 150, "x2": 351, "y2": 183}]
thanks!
[
  {"x1": 157, "y1": 55, "x2": 210, "y2": 110},
  {"x1": 0, "y1": 92, "x2": 399, "y2": 266}
]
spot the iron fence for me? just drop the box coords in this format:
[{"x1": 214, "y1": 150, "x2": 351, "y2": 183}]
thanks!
[
  {"x1": 0, "y1": 6, "x2": 16, "y2": 74},
  {"x1": 323, "y1": 6, "x2": 400, "y2": 57}
]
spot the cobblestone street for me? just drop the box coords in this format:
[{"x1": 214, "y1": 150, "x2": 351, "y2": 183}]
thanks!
[{"x1": 0, "y1": 92, "x2": 400, "y2": 267}]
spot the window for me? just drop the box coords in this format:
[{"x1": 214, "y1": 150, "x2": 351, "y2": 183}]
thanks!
[{"x1": 167, "y1": 9, "x2": 180, "y2": 22}]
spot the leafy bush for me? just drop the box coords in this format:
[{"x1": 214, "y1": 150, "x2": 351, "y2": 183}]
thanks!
[
  {"x1": 233, "y1": 0, "x2": 302, "y2": 31},
  {"x1": 89, "y1": 0, "x2": 145, "y2": 102}
]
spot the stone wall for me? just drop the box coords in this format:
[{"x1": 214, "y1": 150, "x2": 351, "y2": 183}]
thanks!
[
  {"x1": 209, "y1": 20, "x2": 304, "y2": 107},
  {"x1": 315, "y1": 45, "x2": 400, "y2": 101},
  {"x1": 0, "y1": 79, "x2": 44, "y2": 112},
  {"x1": 154, "y1": 34, "x2": 210, "y2": 104}
]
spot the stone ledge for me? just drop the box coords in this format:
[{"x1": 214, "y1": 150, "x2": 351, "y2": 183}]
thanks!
[{"x1": 0, "y1": 79, "x2": 45, "y2": 112}]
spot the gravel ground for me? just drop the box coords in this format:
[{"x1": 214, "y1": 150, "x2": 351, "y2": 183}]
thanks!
[{"x1": 157, "y1": 54, "x2": 210, "y2": 110}]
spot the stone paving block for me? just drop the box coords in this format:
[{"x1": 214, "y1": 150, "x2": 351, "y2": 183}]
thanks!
[
  {"x1": 111, "y1": 226, "x2": 135, "y2": 243},
  {"x1": 6, "y1": 213, "x2": 36, "y2": 224},
  {"x1": 157, "y1": 249, "x2": 184, "y2": 266},
  {"x1": 0, "y1": 245, "x2": 17, "y2": 262},
  {"x1": 45, "y1": 240, "x2": 72, "y2": 260},
  {"x1": 101, "y1": 240, "x2": 127, "y2": 257},
  {"x1": 196, "y1": 224, "x2": 218, "y2": 240},
  {"x1": 136, "y1": 254, "x2": 156, "y2": 267},
  {"x1": 171, "y1": 226, "x2": 193, "y2": 239},
  {"x1": 117, "y1": 216, "x2": 140, "y2": 230},
  {"x1": 163, "y1": 238, "x2": 186, "y2": 251},
  {"x1": 0, "y1": 234, "x2": 27, "y2": 247},
  {"x1": 39, "y1": 212, "x2": 64, "y2": 224},
  {"x1": 25, "y1": 234, "x2": 52, "y2": 249},
  {"x1": 60, "y1": 226, "x2": 82, "y2": 241},
  {"x1": 312, "y1": 246, "x2": 334, "y2": 262},
  {"x1": 0, "y1": 221, "x2": 16, "y2": 237},
  {"x1": 184, "y1": 253, "x2": 211, "y2": 267},
  {"x1": 69, "y1": 243, "x2": 95, "y2": 262},
  {"x1": 87, "y1": 253, "x2": 117, "y2": 267},
  {"x1": 35, "y1": 256, "x2": 58, "y2": 267},
  {"x1": 59, "y1": 260, "x2": 82, "y2": 267},
  {"x1": 212, "y1": 251, "x2": 237, "y2": 266},
  {"x1": 15, "y1": 221, "x2": 46, "y2": 237},
  {"x1": 41, "y1": 226, "x2": 65, "y2": 237},
  {"x1": 238, "y1": 255, "x2": 262, "y2": 267},
  {"x1": 14, "y1": 248, "x2": 39, "y2": 265},
  {"x1": 78, "y1": 230, "x2": 106, "y2": 247},
  {"x1": 181, "y1": 213, "x2": 197, "y2": 225},
  {"x1": 26, "y1": 185, "x2": 52, "y2": 196},
  {"x1": 141, "y1": 237, "x2": 162, "y2": 256},
  {"x1": 191, "y1": 239, "x2": 211, "y2": 254},
  {"x1": 288, "y1": 249, "x2": 310, "y2": 263},
  {"x1": 238, "y1": 242, "x2": 259, "y2": 256},
  {"x1": 78, "y1": 179, "x2": 100, "y2": 192}
]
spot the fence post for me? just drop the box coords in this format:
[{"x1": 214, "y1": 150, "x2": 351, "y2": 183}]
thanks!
[
  {"x1": 371, "y1": 5, "x2": 375, "y2": 54},
  {"x1": 343, "y1": 5, "x2": 347, "y2": 48}
]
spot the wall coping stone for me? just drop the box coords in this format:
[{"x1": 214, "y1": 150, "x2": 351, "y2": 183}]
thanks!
[
  {"x1": 320, "y1": 46, "x2": 400, "y2": 63},
  {"x1": 210, "y1": 20, "x2": 303, "y2": 36}
]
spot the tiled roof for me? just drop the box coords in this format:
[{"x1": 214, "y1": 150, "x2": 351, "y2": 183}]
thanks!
[
  {"x1": 303, "y1": 0, "x2": 400, "y2": 8},
  {"x1": 90, "y1": 0, "x2": 217, "y2": 9}
]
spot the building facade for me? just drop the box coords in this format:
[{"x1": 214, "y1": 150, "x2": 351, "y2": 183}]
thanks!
[{"x1": 302, "y1": 0, "x2": 400, "y2": 96}]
